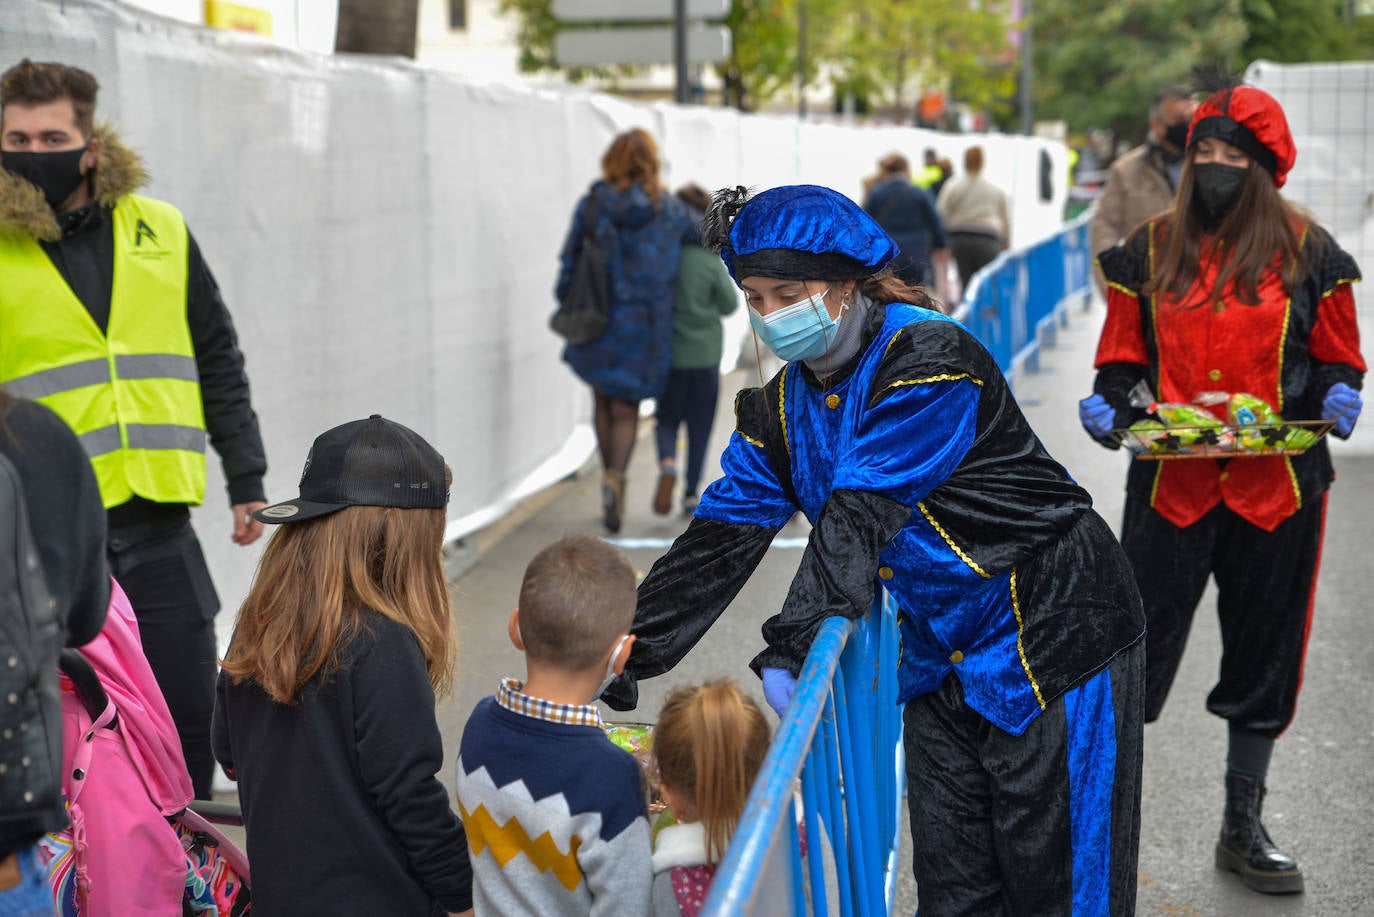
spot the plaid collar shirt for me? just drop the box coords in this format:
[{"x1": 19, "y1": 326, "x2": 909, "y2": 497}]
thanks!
[{"x1": 496, "y1": 677, "x2": 605, "y2": 730}]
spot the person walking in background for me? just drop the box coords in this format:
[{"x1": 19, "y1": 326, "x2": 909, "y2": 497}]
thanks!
[
  {"x1": 936, "y1": 145, "x2": 1010, "y2": 298},
  {"x1": 862, "y1": 154, "x2": 950, "y2": 299},
  {"x1": 1079, "y1": 74, "x2": 1363, "y2": 895},
  {"x1": 653, "y1": 184, "x2": 739, "y2": 518},
  {"x1": 913, "y1": 148, "x2": 944, "y2": 191},
  {"x1": 0, "y1": 392, "x2": 110, "y2": 917},
  {"x1": 213, "y1": 416, "x2": 473, "y2": 916},
  {"x1": 1089, "y1": 85, "x2": 1198, "y2": 295},
  {"x1": 604, "y1": 184, "x2": 1147, "y2": 916},
  {"x1": 557, "y1": 128, "x2": 696, "y2": 533},
  {"x1": 931, "y1": 156, "x2": 954, "y2": 199},
  {"x1": 650, "y1": 680, "x2": 771, "y2": 916},
  {"x1": 0, "y1": 59, "x2": 267, "y2": 800}
]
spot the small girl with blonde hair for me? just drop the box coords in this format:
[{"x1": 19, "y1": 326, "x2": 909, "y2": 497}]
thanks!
[
  {"x1": 650, "y1": 680, "x2": 771, "y2": 916},
  {"x1": 212, "y1": 415, "x2": 473, "y2": 916}
]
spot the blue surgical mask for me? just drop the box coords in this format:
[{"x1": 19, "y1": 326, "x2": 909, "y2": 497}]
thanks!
[{"x1": 748, "y1": 287, "x2": 840, "y2": 362}]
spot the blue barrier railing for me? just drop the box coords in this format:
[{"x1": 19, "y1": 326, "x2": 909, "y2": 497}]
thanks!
[
  {"x1": 702, "y1": 590, "x2": 904, "y2": 916},
  {"x1": 955, "y1": 212, "x2": 1094, "y2": 376}
]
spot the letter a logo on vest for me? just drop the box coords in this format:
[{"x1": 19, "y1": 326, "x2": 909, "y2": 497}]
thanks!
[{"x1": 135, "y1": 219, "x2": 158, "y2": 247}]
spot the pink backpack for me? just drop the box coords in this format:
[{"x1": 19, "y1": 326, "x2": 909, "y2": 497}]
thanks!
[{"x1": 39, "y1": 578, "x2": 198, "y2": 915}]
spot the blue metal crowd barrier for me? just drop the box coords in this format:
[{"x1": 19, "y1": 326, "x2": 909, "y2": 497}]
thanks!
[
  {"x1": 955, "y1": 212, "x2": 1094, "y2": 376},
  {"x1": 702, "y1": 590, "x2": 904, "y2": 916}
]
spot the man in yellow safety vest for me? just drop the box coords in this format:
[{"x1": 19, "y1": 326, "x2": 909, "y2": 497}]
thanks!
[{"x1": 0, "y1": 59, "x2": 268, "y2": 798}]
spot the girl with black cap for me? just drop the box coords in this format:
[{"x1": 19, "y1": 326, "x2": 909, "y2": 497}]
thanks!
[
  {"x1": 602, "y1": 184, "x2": 1147, "y2": 915},
  {"x1": 213, "y1": 416, "x2": 473, "y2": 916},
  {"x1": 1080, "y1": 71, "x2": 1364, "y2": 895}
]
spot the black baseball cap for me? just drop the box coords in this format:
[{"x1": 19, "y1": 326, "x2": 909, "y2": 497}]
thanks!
[{"x1": 253, "y1": 415, "x2": 448, "y2": 524}]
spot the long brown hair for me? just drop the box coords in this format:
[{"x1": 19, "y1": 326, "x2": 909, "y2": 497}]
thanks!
[
  {"x1": 654, "y1": 680, "x2": 771, "y2": 866},
  {"x1": 859, "y1": 268, "x2": 944, "y2": 313},
  {"x1": 1148, "y1": 156, "x2": 1315, "y2": 307},
  {"x1": 221, "y1": 499, "x2": 456, "y2": 705},
  {"x1": 601, "y1": 128, "x2": 663, "y2": 202}
]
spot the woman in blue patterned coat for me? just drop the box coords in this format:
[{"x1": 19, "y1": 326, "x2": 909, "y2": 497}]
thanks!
[{"x1": 557, "y1": 129, "x2": 696, "y2": 532}]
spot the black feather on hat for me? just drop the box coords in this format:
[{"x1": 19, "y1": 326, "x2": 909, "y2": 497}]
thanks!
[{"x1": 700, "y1": 185, "x2": 751, "y2": 254}]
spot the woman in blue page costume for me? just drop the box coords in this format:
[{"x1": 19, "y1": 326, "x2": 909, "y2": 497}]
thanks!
[{"x1": 601, "y1": 184, "x2": 1147, "y2": 916}]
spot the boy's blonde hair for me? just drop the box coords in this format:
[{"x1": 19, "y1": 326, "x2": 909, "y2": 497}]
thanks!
[
  {"x1": 655, "y1": 680, "x2": 771, "y2": 866},
  {"x1": 518, "y1": 534, "x2": 636, "y2": 670}
]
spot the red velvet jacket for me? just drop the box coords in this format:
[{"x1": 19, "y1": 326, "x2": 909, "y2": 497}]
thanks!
[{"x1": 1094, "y1": 220, "x2": 1364, "y2": 532}]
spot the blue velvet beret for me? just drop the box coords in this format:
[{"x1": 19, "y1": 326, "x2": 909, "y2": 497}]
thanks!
[{"x1": 721, "y1": 184, "x2": 898, "y2": 284}]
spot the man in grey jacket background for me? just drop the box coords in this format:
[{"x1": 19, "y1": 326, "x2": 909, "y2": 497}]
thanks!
[{"x1": 1089, "y1": 85, "x2": 1198, "y2": 294}]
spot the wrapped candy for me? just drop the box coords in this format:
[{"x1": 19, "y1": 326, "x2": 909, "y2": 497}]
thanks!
[
  {"x1": 604, "y1": 722, "x2": 676, "y2": 835},
  {"x1": 1150, "y1": 403, "x2": 1233, "y2": 448},
  {"x1": 1228, "y1": 392, "x2": 1282, "y2": 426},
  {"x1": 1127, "y1": 419, "x2": 1175, "y2": 454}
]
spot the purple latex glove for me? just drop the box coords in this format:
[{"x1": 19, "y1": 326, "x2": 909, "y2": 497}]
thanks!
[
  {"x1": 1322, "y1": 383, "x2": 1363, "y2": 437},
  {"x1": 761, "y1": 666, "x2": 798, "y2": 718}
]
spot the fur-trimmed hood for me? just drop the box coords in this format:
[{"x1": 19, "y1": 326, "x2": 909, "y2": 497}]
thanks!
[{"x1": 0, "y1": 123, "x2": 148, "y2": 241}]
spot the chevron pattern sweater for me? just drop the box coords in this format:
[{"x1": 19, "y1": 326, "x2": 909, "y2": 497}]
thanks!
[{"x1": 455, "y1": 696, "x2": 652, "y2": 915}]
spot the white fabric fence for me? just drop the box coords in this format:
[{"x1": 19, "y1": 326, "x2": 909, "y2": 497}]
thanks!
[
  {"x1": 1246, "y1": 60, "x2": 1374, "y2": 452},
  {"x1": 1, "y1": 0, "x2": 1070, "y2": 620}
]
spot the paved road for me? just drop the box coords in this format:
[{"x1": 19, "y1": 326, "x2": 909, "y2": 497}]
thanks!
[{"x1": 436, "y1": 301, "x2": 1374, "y2": 915}]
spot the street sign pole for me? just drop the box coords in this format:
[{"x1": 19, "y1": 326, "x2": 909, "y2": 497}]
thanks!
[
  {"x1": 797, "y1": 0, "x2": 807, "y2": 119},
  {"x1": 1020, "y1": 0, "x2": 1034, "y2": 135},
  {"x1": 674, "y1": 0, "x2": 689, "y2": 104}
]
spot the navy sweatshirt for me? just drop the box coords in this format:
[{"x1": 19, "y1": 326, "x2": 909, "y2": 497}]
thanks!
[{"x1": 212, "y1": 613, "x2": 471, "y2": 915}]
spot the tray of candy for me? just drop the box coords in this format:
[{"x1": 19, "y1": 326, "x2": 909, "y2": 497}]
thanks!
[{"x1": 1114, "y1": 419, "x2": 1334, "y2": 459}]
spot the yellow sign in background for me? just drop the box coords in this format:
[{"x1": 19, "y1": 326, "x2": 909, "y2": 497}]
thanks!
[{"x1": 204, "y1": 0, "x2": 273, "y2": 37}]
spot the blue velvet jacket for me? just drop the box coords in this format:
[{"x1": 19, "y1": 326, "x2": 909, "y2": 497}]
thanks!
[{"x1": 604, "y1": 302, "x2": 1143, "y2": 735}]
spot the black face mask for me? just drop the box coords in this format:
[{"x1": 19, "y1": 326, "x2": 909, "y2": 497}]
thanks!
[
  {"x1": 1, "y1": 147, "x2": 88, "y2": 210},
  {"x1": 1193, "y1": 162, "x2": 1247, "y2": 220},
  {"x1": 1163, "y1": 120, "x2": 1190, "y2": 151}
]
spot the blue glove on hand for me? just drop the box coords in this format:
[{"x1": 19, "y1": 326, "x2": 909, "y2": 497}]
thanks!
[
  {"x1": 1322, "y1": 382, "x2": 1363, "y2": 437},
  {"x1": 1078, "y1": 393, "x2": 1118, "y2": 440},
  {"x1": 761, "y1": 667, "x2": 798, "y2": 718}
]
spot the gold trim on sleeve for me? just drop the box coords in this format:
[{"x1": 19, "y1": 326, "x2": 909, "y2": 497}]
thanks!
[{"x1": 1010, "y1": 569, "x2": 1047, "y2": 710}]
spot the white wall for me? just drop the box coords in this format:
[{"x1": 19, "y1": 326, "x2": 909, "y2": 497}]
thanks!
[
  {"x1": 1247, "y1": 60, "x2": 1374, "y2": 451},
  {"x1": 1, "y1": 0, "x2": 1070, "y2": 624}
]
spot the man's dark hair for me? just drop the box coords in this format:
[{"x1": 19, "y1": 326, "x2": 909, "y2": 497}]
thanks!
[
  {"x1": 1150, "y1": 84, "x2": 1194, "y2": 120},
  {"x1": 0, "y1": 59, "x2": 100, "y2": 138}
]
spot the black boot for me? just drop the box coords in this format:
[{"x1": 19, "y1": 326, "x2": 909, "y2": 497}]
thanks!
[{"x1": 1215, "y1": 773, "x2": 1304, "y2": 894}]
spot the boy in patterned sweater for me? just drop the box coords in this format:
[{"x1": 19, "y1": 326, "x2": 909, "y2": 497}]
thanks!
[{"x1": 455, "y1": 534, "x2": 652, "y2": 915}]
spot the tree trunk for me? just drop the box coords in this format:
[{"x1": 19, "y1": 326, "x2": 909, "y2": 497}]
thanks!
[{"x1": 334, "y1": 0, "x2": 420, "y2": 58}]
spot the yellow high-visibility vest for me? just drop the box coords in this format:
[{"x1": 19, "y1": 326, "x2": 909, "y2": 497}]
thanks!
[{"x1": 0, "y1": 194, "x2": 207, "y2": 508}]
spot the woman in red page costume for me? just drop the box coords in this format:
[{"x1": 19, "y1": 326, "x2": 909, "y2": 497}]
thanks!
[{"x1": 1079, "y1": 71, "x2": 1364, "y2": 896}]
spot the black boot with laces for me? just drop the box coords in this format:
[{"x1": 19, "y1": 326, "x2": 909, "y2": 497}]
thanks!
[{"x1": 1215, "y1": 773, "x2": 1304, "y2": 894}]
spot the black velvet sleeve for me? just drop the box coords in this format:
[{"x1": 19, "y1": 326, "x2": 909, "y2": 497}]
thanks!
[
  {"x1": 600, "y1": 518, "x2": 775, "y2": 712},
  {"x1": 750, "y1": 488, "x2": 911, "y2": 677},
  {"x1": 187, "y1": 232, "x2": 267, "y2": 506},
  {"x1": 0, "y1": 399, "x2": 110, "y2": 647}
]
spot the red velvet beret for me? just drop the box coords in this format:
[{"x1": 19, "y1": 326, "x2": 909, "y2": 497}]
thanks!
[{"x1": 1187, "y1": 84, "x2": 1296, "y2": 188}]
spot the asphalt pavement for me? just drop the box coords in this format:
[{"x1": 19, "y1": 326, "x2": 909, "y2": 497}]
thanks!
[{"x1": 435, "y1": 300, "x2": 1374, "y2": 915}]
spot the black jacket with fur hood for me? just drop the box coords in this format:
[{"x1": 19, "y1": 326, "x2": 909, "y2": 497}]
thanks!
[{"x1": 0, "y1": 127, "x2": 267, "y2": 528}]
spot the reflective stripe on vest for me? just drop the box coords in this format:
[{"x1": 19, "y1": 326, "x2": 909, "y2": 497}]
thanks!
[
  {"x1": 0, "y1": 195, "x2": 207, "y2": 508},
  {"x1": 4, "y1": 353, "x2": 199, "y2": 399}
]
